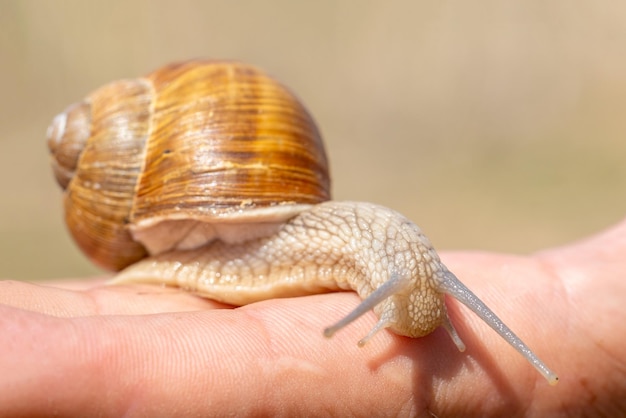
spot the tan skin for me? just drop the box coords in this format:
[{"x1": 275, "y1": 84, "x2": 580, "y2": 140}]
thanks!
[{"x1": 1, "y1": 218, "x2": 626, "y2": 417}]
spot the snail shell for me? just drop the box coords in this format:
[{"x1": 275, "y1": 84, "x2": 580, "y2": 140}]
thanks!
[
  {"x1": 47, "y1": 60, "x2": 558, "y2": 385},
  {"x1": 47, "y1": 60, "x2": 329, "y2": 271}
]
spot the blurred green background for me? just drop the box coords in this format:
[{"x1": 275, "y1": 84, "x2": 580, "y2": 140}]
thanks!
[{"x1": 1, "y1": 1, "x2": 625, "y2": 280}]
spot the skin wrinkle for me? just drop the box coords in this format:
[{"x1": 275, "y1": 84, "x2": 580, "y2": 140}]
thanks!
[
  {"x1": 380, "y1": 362, "x2": 415, "y2": 415},
  {"x1": 86, "y1": 316, "x2": 139, "y2": 417},
  {"x1": 528, "y1": 255, "x2": 573, "y2": 412},
  {"x1": 82, "y1": 285, "x2": 107, "y2": 317},
  {"x1": 539, "y1": 262, "x2": 626, "y2": 415},
  {"x1": 97, "y1": 315, "x2": 166, "y2": 416},
  {"x1": 236, "y1": 301, "x2": 287, "y2": 398},
  {"x1": 4, "y1": 308, "x2": 98, "y2": 415},
  {"x1": 533, "y1": 251, "x2": 626, "y2": 416},
  {"x1": 357, "y1": 330, "x2": 433, "y2": 415},
  {"x1": 0, "y1": 281, "x2": 92, "y2": 318},
  {"x1": 229, "y1": 299, "x2": 325, "y2": 416},
  {"x1": 318, "y1": 295, "x2": 419, "y2": 417},
  {"x1": 250, "y1": 302, "x2": 330, "y2": 416},
  {"x1": 243, "y1": 295, "x2": 395, "y2": 416},
  {"x1": 110, "y1": 312, "x2": 216, "y2": 416},
  {"x1": 495, "y1": 259, "x2": 566, "y2": 357}
]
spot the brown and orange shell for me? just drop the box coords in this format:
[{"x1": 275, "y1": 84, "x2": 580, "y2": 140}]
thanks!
[{"x1": 47, "y1": 60, "x2": 330, "y2": 271}]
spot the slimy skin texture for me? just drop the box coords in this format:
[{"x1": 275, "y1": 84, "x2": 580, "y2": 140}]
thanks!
[
  {"x1": 116, "y1": 201, "x2": 446, "y2": 337},
  {"x1": 113, "y1": 201, "x2": 559, "y2": 385}
]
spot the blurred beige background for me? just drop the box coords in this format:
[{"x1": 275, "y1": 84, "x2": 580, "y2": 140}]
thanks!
[{"x1": 1, "y1": 1, "x2": 625, "y2": 280}]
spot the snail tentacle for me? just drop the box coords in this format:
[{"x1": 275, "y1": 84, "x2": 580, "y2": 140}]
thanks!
[
  {"x1": 436, "y1": 270, "x2": 559, "y2": 385},
  {"x1": 323, "y1": 271, "x2": 409, "y2": 343},
  {"x1": 440, "y1": 313, "x2": 466, "y2": 352}
]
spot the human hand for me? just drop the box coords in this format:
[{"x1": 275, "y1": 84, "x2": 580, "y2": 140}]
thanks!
[{"x1": 2, "y1": 219, "x2": 625, "y2": 417}]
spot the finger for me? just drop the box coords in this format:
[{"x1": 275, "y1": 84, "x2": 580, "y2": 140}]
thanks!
[
  {"x1": 1, "y1": 285, "x2": 566, "y2": 417},
  {"x1": 0, "y1": 280, "x2": 228, "y2": 316},
  {"x1": 0, "y1": 293, "x2": 423, "y2": 417},
  {"x1": 36, "y1": 277, "x2": 109, "y2": 290}
]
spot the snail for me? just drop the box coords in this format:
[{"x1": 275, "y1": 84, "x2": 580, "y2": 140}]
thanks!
[{"x1": 47, "y1": 60, "x2": 558, "y2": 385}]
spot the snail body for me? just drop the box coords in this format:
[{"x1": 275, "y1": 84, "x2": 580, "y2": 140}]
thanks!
[
  {"x1": 48, "y1": 60, "x2": 558, "y2": 385},
  {"x1": 114, "y1": 201, "x2": 445, "y2": 338}
]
